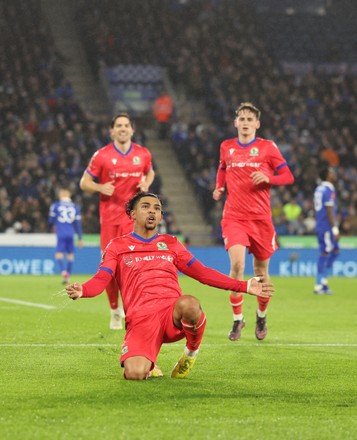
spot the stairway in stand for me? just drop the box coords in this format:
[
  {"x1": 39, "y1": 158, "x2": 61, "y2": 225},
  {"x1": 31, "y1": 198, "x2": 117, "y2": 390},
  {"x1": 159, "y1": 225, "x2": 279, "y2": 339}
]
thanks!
[{"x1": 147, "y1": 139, "x2": 213, "y2": 246}]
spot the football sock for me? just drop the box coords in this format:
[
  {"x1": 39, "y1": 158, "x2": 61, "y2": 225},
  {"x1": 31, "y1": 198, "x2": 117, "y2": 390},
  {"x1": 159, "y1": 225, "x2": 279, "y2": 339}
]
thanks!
[
  {"x1": 316, "y1": 254, "x2": 328, "y2": 285},
  {"x1": 181, "y1": 311, "x2": 206, "y2": 352},
  {"x1": 184, "y1": 346, "x2": 199, "y2": 358},
  {"x1": 257, "y1": 296, "x2": 270, "y2": 312},
  {"x1": 233, "y1": 313, "x2": 243, "y2": 321},
  {"x1": 257, "y1": 308, "x2": 267, "y2": 318},
  {"x1": 326, "y1": 251, "x2": 338, "y2": 275},
  {"x1": 56, "y1": 258, "x2": 65, "y2": 272},
  {"x1": 230, "y1": 293, "x2": 244, "y2": 315},
  {"x1": 106, "y1": 278, "x2": 119, "y2": 309},
  {"x1": 66, "y1": 261, "x2": 73, "y2": 275}
]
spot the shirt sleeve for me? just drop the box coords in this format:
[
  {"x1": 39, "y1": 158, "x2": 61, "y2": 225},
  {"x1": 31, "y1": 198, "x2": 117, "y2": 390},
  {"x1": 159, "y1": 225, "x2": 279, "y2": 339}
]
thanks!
[
  {"x1": 86, "y1": 150, "x2": 102, "y2": 179},
  {"x1": 179, "y1": 259, "x2": 248, "y2": 292},
  {"x1": 215, "y1": 143, "x2": 226, "y2": 189},
  {"x1": 269, "y1": 164, "x2": 294, "y2": 185},
  {"x1": 82, "y1": 269, "x2": 113, "y2": 298}
]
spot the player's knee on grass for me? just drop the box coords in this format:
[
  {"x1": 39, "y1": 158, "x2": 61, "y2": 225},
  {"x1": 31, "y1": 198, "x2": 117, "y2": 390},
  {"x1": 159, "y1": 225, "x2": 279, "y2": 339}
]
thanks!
[
  {"x1": 177, "y1": 295, "x2": 202, "y2": 324},
  {"x1": 123, "y1": 357, "x2": 152, "y2": 380}
]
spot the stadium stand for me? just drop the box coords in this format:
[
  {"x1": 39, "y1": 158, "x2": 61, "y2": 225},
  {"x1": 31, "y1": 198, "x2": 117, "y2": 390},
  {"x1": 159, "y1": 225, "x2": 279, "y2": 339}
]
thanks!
[
  {"x1": 1, "y1": 0, "x2": 357, "y2": 242},
  {"x1": 74, "y1": 0, "x2": 357, "y2": 242}
]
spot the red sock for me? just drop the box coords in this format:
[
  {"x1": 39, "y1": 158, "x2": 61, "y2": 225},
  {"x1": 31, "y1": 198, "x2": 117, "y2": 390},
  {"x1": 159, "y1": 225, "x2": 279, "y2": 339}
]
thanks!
[
  {"x1": 106, "y1": 278, "x2": 119, "y2": 309},
  {"x1": 229, "y1": 294, "x2": 244, "y2": 315},
  {"x1": 257, "y1": 296, "x2": 270, "y2": 312},
  {"x1": 181, "y1": 312, "x2": 206, "y2": 351}
]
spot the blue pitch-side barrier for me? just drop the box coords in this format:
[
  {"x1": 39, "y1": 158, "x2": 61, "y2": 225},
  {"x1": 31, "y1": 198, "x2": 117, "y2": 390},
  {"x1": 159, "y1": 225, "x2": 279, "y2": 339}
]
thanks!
[{"x1": 0, "y1": 246, "x2": 357, "y2": 277}]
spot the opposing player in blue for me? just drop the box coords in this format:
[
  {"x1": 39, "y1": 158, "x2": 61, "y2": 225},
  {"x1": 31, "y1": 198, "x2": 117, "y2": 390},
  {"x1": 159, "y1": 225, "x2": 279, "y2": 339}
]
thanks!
[
  {"x1": 49, "y1": 187, "x2": 83, "y2": 284},
  {"x1": 313, "y1": 164, "x2": 340, "y2": 294}
]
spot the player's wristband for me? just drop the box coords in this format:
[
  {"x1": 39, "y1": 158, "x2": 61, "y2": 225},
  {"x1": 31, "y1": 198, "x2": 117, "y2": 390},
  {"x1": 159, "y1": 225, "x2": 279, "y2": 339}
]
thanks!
[{"x1": 332, "y1": 226, "x2": 339, "y2": 236}]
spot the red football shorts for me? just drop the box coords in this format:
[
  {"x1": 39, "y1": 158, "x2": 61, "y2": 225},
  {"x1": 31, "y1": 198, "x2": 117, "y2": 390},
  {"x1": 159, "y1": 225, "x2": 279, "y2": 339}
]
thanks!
[
  {"x1": 100, "y1": 219, "x2": 134, "y2": 250},
  {"x1": 221, "y1": 218, "x2": 278, "y2": 260},
  {"x1": 120, "y1": 299, "x2": 185, "y2": 369}
]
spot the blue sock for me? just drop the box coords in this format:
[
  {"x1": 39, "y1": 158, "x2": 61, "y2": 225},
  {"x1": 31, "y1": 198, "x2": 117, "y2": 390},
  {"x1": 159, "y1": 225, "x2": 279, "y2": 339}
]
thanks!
[
  {"x1": 326, "y1": 252, "x2": 338, "y2": 277},
  {"x1": 56, "y1": 258, "x2": 65, "y2": 273},
  {"x1": 66, "y1": 261, "x2": 73, "y2": 275},
  {"x1": 316, "y1": 254, "x2": 328, "y2": 285}
]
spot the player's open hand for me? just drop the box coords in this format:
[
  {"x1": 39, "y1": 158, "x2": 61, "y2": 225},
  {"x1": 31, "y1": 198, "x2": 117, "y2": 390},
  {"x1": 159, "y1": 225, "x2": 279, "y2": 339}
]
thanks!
[
  {"x1": 65, "y1": 282, "x2": 83, "y2": 300},
  {"x1": 246, "y1": 276, "x2": 274, "y2": 298}
]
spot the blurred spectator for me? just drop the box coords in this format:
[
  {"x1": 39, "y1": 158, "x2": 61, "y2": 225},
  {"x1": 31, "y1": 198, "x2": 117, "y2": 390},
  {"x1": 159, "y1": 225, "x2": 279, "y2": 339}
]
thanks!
[{"x1": 152, "y1": 89, "x2": 174, "y2": 139}]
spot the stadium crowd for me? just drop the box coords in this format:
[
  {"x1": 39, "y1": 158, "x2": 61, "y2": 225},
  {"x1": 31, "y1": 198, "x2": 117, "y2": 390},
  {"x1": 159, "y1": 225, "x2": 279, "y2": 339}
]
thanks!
[
  {"x1": 0, "y1": 1, "x2": 180, "y2": 237},
  {"x1": 74, "y1": 0, "x2": 357, "y2": 241},
  {"x1": 1, "y1": 0, "x2": 357, "y2": 243}
]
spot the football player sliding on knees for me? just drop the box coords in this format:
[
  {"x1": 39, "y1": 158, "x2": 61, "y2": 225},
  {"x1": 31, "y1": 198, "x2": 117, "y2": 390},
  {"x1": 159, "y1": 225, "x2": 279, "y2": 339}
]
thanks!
[{"x1": 66, "y1": 192, "x2": 274, "y2": 381}]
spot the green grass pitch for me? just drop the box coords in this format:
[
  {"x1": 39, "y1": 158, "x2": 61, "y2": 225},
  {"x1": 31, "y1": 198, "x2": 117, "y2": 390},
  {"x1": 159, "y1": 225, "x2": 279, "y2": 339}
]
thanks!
[{"x1": 1, "y1": 275, "x2": 356, "y2": 440}]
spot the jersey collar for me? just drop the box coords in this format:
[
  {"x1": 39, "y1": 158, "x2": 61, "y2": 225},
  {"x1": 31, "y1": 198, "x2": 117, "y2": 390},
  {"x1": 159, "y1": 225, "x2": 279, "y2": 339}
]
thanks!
[
  {"x1": 131, "y1": 232, "x2": 158, "y2": 243},
  {"x1": 237, "y1": 138, "x2": 256, "y2": 148},
  {"x1": 113, "y1": 142, "x2": 132, "y2": 156}
]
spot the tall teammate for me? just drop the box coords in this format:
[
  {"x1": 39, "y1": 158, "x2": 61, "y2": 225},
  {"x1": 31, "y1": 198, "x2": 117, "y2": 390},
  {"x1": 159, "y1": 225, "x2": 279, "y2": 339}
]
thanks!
[
  {"x1": 213, "y1": 102, "x2": 294, "y2": 341},
  {"x1": 49, "y1": 187, "x2": 83, "y2": 285},
  {"x1": 80, "y1": 113, "x2": 155, "y2": 330},
  {"x1": 66, "y1": 192, "x2": 274, "y2": 380},
  {"x1": 313, "y1": 164, "x2": 340, "y2": 294}
]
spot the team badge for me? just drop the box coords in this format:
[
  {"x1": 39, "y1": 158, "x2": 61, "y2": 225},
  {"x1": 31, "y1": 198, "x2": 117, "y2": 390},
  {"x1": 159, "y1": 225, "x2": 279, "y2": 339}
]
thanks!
[
  {"x1": 157, "y1": 242, "x2": 168, "y2": 250},
  {"x1": 133, "y1": 156, "x2": 141, "y2": 165},
  {"x1": 123, "y1": 255, "x2": 133, "y2": 266},
  {"x1": 229, "y1": 148, "x2": 235, "y2": 155},
  {"x1": 112, "y1": 158, "x2": 117, "y2": 164},
  {"x1": 121, "y1": 345, "x2": 129, "y2": 355},
  {"x1": 250, "y1": 147, "x2": 259, "y2": 156}
]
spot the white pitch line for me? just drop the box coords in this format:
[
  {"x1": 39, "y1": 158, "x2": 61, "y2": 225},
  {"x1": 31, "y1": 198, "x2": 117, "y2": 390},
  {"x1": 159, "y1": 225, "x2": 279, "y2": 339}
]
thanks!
[
  {"x1": 0, "y1": 297, "x2": 56, "y2": 310},
  {"x1": 0, "y1": 343, "x2": 357, "y2": 348}
]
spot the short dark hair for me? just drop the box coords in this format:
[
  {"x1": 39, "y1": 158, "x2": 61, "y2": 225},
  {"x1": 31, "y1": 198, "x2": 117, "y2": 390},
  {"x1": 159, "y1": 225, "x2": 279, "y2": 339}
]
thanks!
[
  {"x1": 317, "y1": 163, "x2": 331, "y2": 181},
  {"x1": 235, "y1": 102, "x2": 261, "y2": 120},
  {"x1": 110, "y1": 112, "x2": 134, "y2": 129},
  {"x1": 126, "y1": 192, "x2": 163, "y2": 217}
]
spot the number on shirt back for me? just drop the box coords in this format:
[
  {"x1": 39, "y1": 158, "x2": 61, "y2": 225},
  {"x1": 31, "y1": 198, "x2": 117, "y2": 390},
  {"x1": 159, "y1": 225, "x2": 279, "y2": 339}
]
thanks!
[{"x1": 57, "y1": 206, "x2": 76, "y2": 224}]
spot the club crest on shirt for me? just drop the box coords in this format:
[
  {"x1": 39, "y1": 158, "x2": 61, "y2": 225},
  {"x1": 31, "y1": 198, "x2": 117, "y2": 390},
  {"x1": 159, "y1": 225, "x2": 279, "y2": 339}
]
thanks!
[
  {"x1": 123, "y1": 255, "x2": 133, "y2": 266},
  {"x1": 156, "y1": 242, "x2": 168, "y2": 250},
  {"x1": 229, "y1": 148, "x2": 235, "y2": 155},
  {"x1": 250, "y1": 147, "x2": 259, "y2": 156},
  {"x1": 133, "y1": 156, "x2": 141, "y2": 165},
  {"x1": 112, "y1": 158, "x2": 117, "y2": 165}
]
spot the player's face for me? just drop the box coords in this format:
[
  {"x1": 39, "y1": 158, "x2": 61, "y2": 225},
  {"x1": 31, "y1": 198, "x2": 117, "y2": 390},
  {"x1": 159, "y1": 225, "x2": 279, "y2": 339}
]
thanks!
[
  {"x1": 110, "y1": 116, "x2": 134, "y2": 144},
  {"x1": 132, "y1": 196, "x2": 163, "y2": 231},
  {"x1": 234, "y1": 109, "x2": 260, "y2": 141}
]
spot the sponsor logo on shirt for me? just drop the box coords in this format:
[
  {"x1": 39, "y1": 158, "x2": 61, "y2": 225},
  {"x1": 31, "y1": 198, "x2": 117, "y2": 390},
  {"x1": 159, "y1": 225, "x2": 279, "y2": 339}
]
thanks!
[
  {"x1": 156, "y1": 242, "x2": 168, "y2": 250},
  {"x1": 133, "y1": 156, "x2": 141, "y2": 165},
  {"x1": 250, "y1": 147, "x2": 259, "y2": 156},
  {"x1": 134, "y1": 254, "x2": 174, "y2": 262},
  {"x1": 229, "y1": 162, "x2": 262, "y2": 168},
  {"x1": 109, "y1": 172, "x2": 142, "y2": 178}
]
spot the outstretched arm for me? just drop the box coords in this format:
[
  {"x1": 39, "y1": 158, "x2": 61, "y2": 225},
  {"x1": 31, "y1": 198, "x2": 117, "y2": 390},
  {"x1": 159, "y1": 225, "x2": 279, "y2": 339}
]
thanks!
[
  {"x1": 66, "y1": 269, "x2": 112, "y2": 300},
  {"x1": 181, "y1": 260, "x2": 273, "y2": 298}
]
